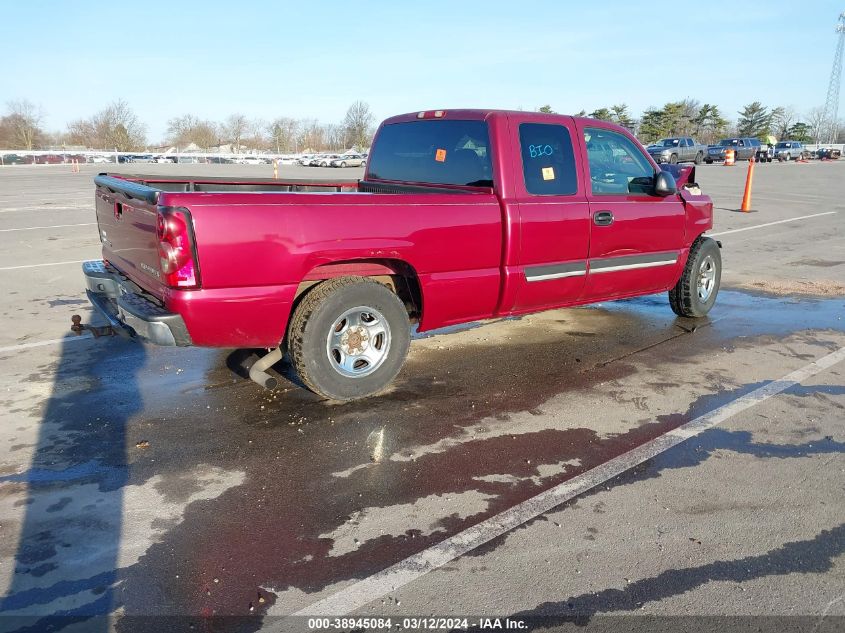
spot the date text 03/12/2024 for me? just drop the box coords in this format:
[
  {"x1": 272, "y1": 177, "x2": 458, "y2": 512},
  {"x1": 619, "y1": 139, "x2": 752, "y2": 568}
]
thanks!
[{"x1": 306, "y1": 617, "x2": 529, "y2": 630}]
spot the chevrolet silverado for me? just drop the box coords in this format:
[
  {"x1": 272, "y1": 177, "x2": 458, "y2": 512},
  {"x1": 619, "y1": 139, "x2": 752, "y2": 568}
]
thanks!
[{"x1": 81, "y1": 109, "x2": 720, "y2": 400}]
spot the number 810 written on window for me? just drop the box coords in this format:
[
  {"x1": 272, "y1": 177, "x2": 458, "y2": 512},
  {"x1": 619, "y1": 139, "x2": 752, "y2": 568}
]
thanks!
[{"x1": 528, "y1": 144, "x2": 554, "y2": 158}]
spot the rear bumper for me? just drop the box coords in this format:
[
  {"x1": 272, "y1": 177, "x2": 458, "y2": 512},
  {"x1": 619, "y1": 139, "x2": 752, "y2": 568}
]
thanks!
[{"x1": 83, "y1": 260, "x2": 192, "y2": 346}]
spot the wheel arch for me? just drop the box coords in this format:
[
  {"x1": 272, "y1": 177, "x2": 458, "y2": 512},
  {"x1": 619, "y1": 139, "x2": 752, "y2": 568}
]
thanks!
[{"x1": 294, "y1": 258, "x2": 423, "y2": 323}]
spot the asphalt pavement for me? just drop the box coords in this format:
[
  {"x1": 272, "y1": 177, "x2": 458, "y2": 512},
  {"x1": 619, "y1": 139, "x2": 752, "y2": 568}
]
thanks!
[{"x1": 0, "y1": 160, "x2": 843, "y2": 632}]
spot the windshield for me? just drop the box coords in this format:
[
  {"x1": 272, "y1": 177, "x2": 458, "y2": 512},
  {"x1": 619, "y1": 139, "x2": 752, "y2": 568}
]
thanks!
[
  {"x1": 719, "y1": 139, "x2": 740, "y2": 146},
  {"x1": 775, "y1": 142, "x2": 791, "y2": 148},
  {"x1": 367, "y1": 119, "x2": 493, "y2": 187},
  {"x1": 655, "y1": 139, "x2": 680, "y2": 147}
]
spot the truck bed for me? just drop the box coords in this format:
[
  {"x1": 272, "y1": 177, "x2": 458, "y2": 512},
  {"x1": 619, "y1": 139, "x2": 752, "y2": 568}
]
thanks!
[{"x1": 93, "y1": 173, "x2": 504, "y2": 347}]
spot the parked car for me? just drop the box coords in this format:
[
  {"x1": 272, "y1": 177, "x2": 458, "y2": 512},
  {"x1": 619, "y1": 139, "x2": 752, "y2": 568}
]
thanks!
[
  {"x1": 705, "y1": 138, "x2": 760, "y2": 163},
  {"x1": 310, "y1": 154, "x2": 339, "y2": 167},
  {"x1": 773, "y1": 141, "x2": 807, "y2": 161},
  {"x1": 235, "y1": 156, "x2": 268, "y2": 165},
  {"x1": 329, "y1": 154, "x2": 366, "y2": 168},
  {"x1": 816, "y1": 147, "x2": 842, "y2": 160},
  {"x1": 153, "y1": 155, "x2": 176, "y2": 163},
  {"x1": 82, "y1": 109, "x2": 718, "y2": 400},
  {"x1": 91, "y1": 155, "x2": 113, "y2": 164},
  {"x1": 207, "y1": 156, "x2": 234, "y2": 164},
  {"x1": 176, "y1": 156, "x2": 200, "y2": 164},
  {"x1": 645, "y1": 137, "x2": 707, "y2": 164},
  {"x1": 297, "y1": 155, "x2": 316, "y2": 166},
  {"x1": 0, "y1": 154, "x2": 27, "y2": 165}
]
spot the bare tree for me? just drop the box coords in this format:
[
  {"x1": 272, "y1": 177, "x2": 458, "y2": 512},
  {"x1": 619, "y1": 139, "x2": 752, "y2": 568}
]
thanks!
[
  {"x1": 806, "y1": 107, "x2": 826, "y2": 144},
  {"x1": 268, "y1": 117, "x2": 300, "y2": 153},
  {"x1": 4, "y1": 100, "x2": 45, "y2": 149},
  {"x1": 167, "y1": 116, "x2": 220, "y2": 150},
  {"x1": 770, "y1": 106, "x2": 796, "y2": 139},
  {"x1": 298, "y1": 119, "x2": 325, "y2": 152},
  {"x1": 66, "y1": 100, "x2": 146, "y2": 150},
  {"x1": 342, "y1": 101, "x2": 374, "y2": 150},
  {"x1": 246, "y1": 118, "x2": 267, "y2": 150},
  {"x1": 225, "y1": 114, "x2": 249, "y2": 153}
]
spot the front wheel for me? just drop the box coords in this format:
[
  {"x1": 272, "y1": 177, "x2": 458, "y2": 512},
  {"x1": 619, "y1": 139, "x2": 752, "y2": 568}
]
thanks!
[
  {"x1": 694, "y1": 152, "x2": 703, "y2": 165},
  {"x1": 669, "y1": 237, "x2": 721, "y2": 318},
  {"x1": 669, "y1": 153, "x2": 678, "y2": 164},
  {"x1": 287, "y1": 277, "x2": 411, "y2": 400},
  {"x1": 340, "y1": 161, "x2": 347, "y2": 168}
]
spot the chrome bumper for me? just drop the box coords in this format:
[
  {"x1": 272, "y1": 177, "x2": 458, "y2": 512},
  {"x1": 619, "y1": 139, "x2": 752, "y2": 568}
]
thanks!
[{"x1": 82, "y1": 260, "x2": 192, "y2": 347}]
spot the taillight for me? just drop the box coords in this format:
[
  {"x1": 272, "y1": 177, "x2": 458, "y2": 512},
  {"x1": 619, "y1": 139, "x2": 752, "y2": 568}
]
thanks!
[{"x1": 156, "y1": 209, "x2": 199, "y2": 288}]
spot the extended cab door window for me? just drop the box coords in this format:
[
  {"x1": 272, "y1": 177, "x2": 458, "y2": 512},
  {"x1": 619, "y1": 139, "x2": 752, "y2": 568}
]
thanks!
[
  {"x1": 509, "y1": 120, "x2": 588, "y2": 311},
  {"x1": 518, "y1": 123, "x2": 578, "y2": 195},
  {"x1": 583, "y1": 127, "x2": 655, "y2": 195}
]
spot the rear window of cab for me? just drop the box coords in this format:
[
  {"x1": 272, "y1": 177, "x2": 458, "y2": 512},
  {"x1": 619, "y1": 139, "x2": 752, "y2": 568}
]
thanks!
[{"x1": 367, "y1": 120, "x2": 493, "y2": 187}]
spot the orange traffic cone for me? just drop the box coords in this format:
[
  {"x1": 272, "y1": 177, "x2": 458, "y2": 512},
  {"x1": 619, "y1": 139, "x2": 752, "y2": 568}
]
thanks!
[
  {"x1": 724, "y1": 148, "x2": 736, "y2": 166},
  {"x1": 740, "y1": 157, "x2": 755, "y2": 212}
]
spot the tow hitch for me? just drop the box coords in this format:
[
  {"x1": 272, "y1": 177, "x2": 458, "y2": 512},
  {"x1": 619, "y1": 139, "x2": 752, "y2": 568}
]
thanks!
[{"x1": 70, "y1": 314, "x2": 119, "y2": 338}]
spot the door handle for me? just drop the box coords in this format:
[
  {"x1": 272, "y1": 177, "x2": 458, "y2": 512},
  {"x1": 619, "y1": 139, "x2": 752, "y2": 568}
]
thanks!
[{"x1": 593, "y1": 210, "x2": 614, "y2": 226}]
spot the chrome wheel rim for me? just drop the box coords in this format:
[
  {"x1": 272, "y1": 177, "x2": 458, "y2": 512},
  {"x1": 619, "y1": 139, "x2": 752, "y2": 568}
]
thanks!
[
  {"x1": 698, "y1": 255, "x2": 716, "y2": 302},
  {"x1": 326, "y1": 306, "x2": 391, "y2": 378}
]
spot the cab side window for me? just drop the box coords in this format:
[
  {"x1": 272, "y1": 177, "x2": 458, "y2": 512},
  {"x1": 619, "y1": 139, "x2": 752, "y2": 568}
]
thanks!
[
  {"x1": 519, "y1": 123, "x2": 578, "y2": 195},
  {"x1": 583, "y1": 127, "x2": 655, "y2": 195}
]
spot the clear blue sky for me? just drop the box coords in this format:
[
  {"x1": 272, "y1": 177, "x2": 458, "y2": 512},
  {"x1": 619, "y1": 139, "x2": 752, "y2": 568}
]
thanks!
[{"x1": 1, "y1": 0, "x2": 842, "y2": 141}]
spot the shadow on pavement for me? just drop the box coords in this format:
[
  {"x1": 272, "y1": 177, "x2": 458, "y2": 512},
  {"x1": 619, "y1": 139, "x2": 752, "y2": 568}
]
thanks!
[{"x1": 0, "y1": 338, "x2": 146, "y2": 632}]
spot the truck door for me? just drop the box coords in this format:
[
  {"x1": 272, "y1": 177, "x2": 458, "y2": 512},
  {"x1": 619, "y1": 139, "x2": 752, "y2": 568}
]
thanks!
[
  {"x1": 507, "y1": 117, "x2": 590, "y2": 311},
  {"x1": 578, "y1": 124, "x2": 686, "y2": 300}
]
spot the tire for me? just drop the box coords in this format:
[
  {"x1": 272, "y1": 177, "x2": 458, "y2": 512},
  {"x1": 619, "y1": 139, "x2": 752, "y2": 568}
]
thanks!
[
  {"x1": 340, "y1": 161, "x2": 347, "y2": 168},
  {"x1": 361, "y1": 160, "x2": 366, "y2": 168},
  {"x1": 669, "y1": 153, "x2": 678, "y2": 164},
  {"x1": 669, "y1": 237, "x2": 721, "y2": 318},
  {"x1": 320, "y1": 161, "x2": 328, "y2": 167},
  {"x1": 705, "y1": 158, "x2": 713, "y2": 164},
  {"x1": 287, "y1": 276, "x2": 411, "y2": 400},
  {"x1": 694, "y1": 152, "x2": 703, "y2": 165},
  {"x1": 785, "y1": 153, "x2": 791, "y2": 162}
]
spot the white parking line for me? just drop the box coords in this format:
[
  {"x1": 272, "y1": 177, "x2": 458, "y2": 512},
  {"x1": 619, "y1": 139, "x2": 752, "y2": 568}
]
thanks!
[
  {"x1": 0, "y1": 205, "x2": 89, "y2": 213},
  {"x1": 0, "y1": 259, "x2": 89, "y2": 271},
  {"x1": 0, "y1": 223, "x2": 96, "y2": 233},
  {"x1": 710, "y1": 211, "x2": 837, "y2": 237},
  {"x1": 284, "y1": 345, "x2": 845, "y2": 619},
  {"x1": 0, "y1": 334, "x2": 92, "y2": 354}
]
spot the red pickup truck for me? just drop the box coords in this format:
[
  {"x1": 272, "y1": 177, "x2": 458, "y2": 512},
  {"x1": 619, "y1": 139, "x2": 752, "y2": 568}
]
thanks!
[{"x1": 82, "y1": 109, "x2": 720, "y2": 400}]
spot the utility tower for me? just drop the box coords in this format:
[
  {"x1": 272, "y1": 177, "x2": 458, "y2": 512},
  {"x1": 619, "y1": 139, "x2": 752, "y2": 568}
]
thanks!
[{"x1": 820, "y1": 11, "x2": 845, "y2": 143}]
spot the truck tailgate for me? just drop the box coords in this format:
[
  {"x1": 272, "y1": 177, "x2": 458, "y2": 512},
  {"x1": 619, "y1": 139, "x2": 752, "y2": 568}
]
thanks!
[{"x1": 95, "y1": 177, "x2": 166, "y2": 299}]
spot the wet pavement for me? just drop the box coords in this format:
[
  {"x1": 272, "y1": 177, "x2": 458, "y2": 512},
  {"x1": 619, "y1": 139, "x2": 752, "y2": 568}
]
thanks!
[{"x1": 0, "y1": 163, "x2": 844, "y2": 631}]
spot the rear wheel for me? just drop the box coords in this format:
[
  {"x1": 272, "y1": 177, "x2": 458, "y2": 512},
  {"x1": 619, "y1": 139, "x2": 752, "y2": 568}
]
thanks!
[
  {"x1": 669, "y1": 237, "x2": 721, "y2": 318},
  {"x1": 669, "y1": 153, "x2": 678, "y2": 164},
  {"x1": 287, "y1": 277, "x2": 411, "y2": 400}
]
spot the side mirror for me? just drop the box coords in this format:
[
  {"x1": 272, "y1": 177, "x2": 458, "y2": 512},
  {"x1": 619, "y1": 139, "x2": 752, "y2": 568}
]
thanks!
[{"x1": 654, "y1": 171, "x2": 678, "y2": 196}]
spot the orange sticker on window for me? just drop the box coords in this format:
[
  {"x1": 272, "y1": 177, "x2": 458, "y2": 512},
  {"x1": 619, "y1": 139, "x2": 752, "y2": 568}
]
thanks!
[
  {"x1": 435, "y1": 148, "x2": 447, "y2": 162},
  {"x1": 542, "y1": 166, "x2": 555, "y2": 180}
]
